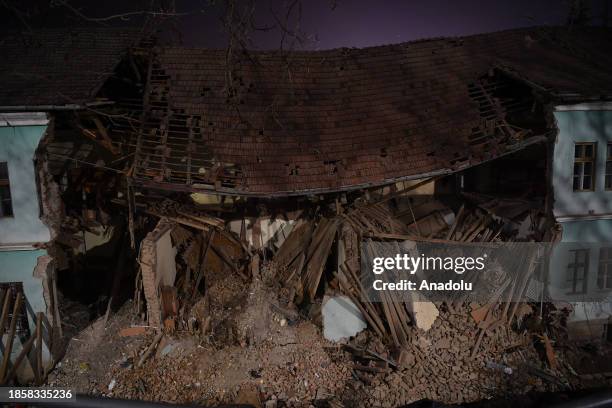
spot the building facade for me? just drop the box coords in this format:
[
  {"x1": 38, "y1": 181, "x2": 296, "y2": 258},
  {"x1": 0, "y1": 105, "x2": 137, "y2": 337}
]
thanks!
[
  {"x1": 0, "y1": 112, "x2": 55, "y2": 382},
  {"x1": 550, "y1": 103, "x2": 612, "y2": 341}
]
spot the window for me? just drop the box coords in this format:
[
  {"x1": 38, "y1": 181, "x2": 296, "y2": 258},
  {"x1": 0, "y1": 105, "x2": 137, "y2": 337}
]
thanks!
[
  {"x1": 606, "y1": 144, "x2": 612, "y2": 190},
  {"x1": 598, "y1": 247, "x2": 612, "y2": 290},
  {"x1": 573, "y1": 143, "x2": 596, "y2": 191},
  {"x1": 567, "y1": 249, "x2": 589, "y2": 294},
  {"x1": 0, "y1": 162, "x2": 13, "y2": 217}
]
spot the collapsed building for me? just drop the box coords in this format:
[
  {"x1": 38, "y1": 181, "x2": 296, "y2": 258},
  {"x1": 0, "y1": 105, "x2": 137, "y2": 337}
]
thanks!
[
  {"x1": 0, "y1": 27, "x2": 149, "y2": 383},
  {"x1": 1, "y1": 25, "x2": 612, "y2": 404}
]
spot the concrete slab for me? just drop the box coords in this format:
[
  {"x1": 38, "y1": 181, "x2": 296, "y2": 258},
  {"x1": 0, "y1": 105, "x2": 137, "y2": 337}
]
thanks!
[{"x1": 322, "y1": 295, "x2": 367, "y2": 342}]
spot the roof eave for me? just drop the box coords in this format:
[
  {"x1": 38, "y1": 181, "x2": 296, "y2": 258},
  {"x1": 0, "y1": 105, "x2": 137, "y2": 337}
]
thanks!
[
  {"x1": 0, "y1": 100, "x2": 115, "y2": 112},
  {"x1": 131, "y1": 134, "x2": 549, "y2": 198}
]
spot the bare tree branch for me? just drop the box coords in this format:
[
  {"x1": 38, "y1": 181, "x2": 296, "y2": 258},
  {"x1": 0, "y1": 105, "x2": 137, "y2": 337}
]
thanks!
[
  {"x1": 53, "y1": 0, "x2": 191, "y2": 24},
  {"x1": 0, "y1": 0, "x2": 33, "y2": 32}
]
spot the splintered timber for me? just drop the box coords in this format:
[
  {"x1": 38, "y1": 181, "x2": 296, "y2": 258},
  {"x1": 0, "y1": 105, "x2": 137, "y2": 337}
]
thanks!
[{"x1": 372, "y1": 279, "x2": 473, "y2": 291}]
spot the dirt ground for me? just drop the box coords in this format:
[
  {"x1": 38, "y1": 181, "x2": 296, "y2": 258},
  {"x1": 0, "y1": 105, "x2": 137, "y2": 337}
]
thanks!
[{"x1": 47, "y1": 262, "x2": 612, "y2": 408}]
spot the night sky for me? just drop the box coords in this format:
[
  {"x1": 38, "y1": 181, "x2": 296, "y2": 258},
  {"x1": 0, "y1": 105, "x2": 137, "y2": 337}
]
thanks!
[{"x1": 0, "y1": 0, "x2": 609, "y2": 49}]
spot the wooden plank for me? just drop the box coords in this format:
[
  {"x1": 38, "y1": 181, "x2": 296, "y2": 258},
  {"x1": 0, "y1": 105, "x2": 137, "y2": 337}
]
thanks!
[
  {"x1": 147, "y1": 211, "x2": 211, "y2": 231},
  {"x1": 4, "y1": 325, "x2": 37, "y2": 384},
  {"x1": 463, "y1": 215, "x2": 490, "y2": 242},
  {"x1": 176, "y1": 210, "x2": 224, "y2": 228},
  {"x1": 35, "y1": 312, "x2": 43, "y2": 385},
  {"x1": 363, "y1": 231, "x2": 456, "y2": 244},
  {"x1": 212, "y1": 241, "x2": 248, "y2": 280},
  {"x1": 91, "y1": 116, "x2": 120, "y2": 155},
  {"x1": 51, "y1": 269, "x2": 63, "y2": 339},
  {"x1": 303, "y1": 219, "x2": 338, "y2": 299},
  {"x1": 337, "y1": 267, "x2": 386, "y2": 337},
  {"x1": 367, "y1": 176, "x2": 443, "y2": 206},
  {"x1": 78, "y1": 126, "x2": 119, "y2": 155},
  {"x1": 275, "y1": 220, "x2": 313, "y2": 267},
  {"x1": 339, "y1": 213, "x2": 365, "y2": 233},
  {"x1": 336, "y1": 271, "x2": 383, "y2": 338},
  {"x1": 0, "y1": 289, "x2": 10, "y2": 335},
  {"x1": 0, "y1": 292, "x2": 22, "y2": 383},
  {"x1": 137, "y1": 331, "x2": 164, "y2": 368},
  {"x1": 192, "y1": 230, "x2": 215, "y2": 300},
  {"x1": 445, "y1": 204, "x2": 465, "y2": 240},
  {"x1": 389, "y1": 299, "x2": 411, "y2": 344},
  {"x1": 543, "y1": 333, "x2": 558, "y2": 370},
  {"x1": 340, "y1": 263, "x2": 388, "y2": 337},
  {"x1": 0, "y1": 289, "x2": 5, "y2": 322}
]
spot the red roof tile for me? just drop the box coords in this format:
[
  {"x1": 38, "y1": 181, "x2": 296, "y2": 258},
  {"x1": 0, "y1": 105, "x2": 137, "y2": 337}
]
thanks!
[{"x1": 133, "y1": 27, "x2": 612, "y2": 196}]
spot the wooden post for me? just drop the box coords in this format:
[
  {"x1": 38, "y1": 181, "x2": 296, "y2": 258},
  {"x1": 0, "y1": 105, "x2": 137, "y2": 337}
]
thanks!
[
  {"x1": 0, "y1": 289, "x2": 11, "y2": 335},
  {"x1": 0, "y1": 292, "x2": 22, "y2": 383},
  {"x1": 0, "y1": 289, "x2": 5, "y2": 322},
  {"x1": 36, "y1": 312, "x2": 43, "y2": 384},
  {"x1": 51, "y1": 270, "x2": 63, "y2": 340},
  {"x1": 4, "y1": 325, "x2": 37, "y2": 384},
  {"x1": 191, "y1": 230, "x2": 215, "y2": 300}
]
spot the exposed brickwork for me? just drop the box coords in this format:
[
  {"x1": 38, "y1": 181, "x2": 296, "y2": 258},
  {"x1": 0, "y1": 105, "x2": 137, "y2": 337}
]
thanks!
[{"x1": 139, "y1": 220, "x2": 174, "y2": 328}]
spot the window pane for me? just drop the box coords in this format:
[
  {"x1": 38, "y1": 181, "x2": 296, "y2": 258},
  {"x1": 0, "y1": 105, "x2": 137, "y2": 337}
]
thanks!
[
  {"x1": 0, "y1": 200, "x2": 12, "y2": 217},
  {"x1": 0, "y1": 186, "x2": 12, "y2": 217},
  {"x1": 585, "y1": 144, "x2": 593, "y2": 158},
  {"x1": 0, "y1": 185, "x2": 10, "y2": 201},
  {"x1": 574, "y1": 162, "x2": 582, "y2": 176},
  {"x1": 584, "y1": 162, "x2": 592, "y2": 175},
  {"x1": 0, "y1": 162, "x2": 7, "y2": 180},
  {"x1": 608, "y1": 143, "x2": 612, "y2": 158},
  {"x1": 583, "y1": 175, "x2": 592, "y2": 190},
  {"x1": 575, "y1": 145, "x2": 583, "y2": 158}
]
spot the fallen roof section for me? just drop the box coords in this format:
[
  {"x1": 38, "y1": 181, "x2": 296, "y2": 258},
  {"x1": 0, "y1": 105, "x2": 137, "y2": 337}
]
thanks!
[
  {"x1": 0, "y1": 27, "x2": 145, "y2": 109},
  {"x1": 129, "y1": 26, "x2": 611, "y2": 196}
]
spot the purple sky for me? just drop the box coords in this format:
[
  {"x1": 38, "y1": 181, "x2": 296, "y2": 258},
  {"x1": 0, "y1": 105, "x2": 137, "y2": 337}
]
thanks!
[
  {"x1": 174, "y1": 0, "x2": 607, "y2": 49},
  {"x1": 0, "y1": 0, "x2": 608, "y2": 49}
]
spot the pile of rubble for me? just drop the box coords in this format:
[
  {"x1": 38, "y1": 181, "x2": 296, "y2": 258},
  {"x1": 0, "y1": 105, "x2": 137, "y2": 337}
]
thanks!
[{"x1": 45, "y1": 175, "x2": 611, "y2": 406}]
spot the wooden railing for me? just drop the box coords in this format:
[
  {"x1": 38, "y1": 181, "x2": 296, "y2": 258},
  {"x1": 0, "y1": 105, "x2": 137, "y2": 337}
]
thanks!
[{"x1": 0, "y1": 286, "x2": 53, "y2": 385}]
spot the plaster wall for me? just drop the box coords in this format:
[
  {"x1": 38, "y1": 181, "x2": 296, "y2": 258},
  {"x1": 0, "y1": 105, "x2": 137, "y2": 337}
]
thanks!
[{"x1": 0, "y1": 124, "x2": 50, "y2": 245}]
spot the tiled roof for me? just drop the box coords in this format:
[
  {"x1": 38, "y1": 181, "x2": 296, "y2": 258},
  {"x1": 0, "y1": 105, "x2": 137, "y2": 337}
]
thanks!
[
  {"x1": 0, "y1": 27, "x2": 143, "y2": 108},
  {"x1": 133, "y1": 26, "x2": 612, "y2": 196}
]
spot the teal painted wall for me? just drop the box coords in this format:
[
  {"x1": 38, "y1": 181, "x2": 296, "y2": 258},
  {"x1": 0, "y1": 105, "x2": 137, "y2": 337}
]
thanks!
[
  {"x1": 0, "y1": 125, "x2": 50, "y2": 244},
  {"x1": 0, "y1": 249, "x2": 48, "y2": 328},
  {"x1": 552, "y1": 109, "x2": 612, "y2": 218},
  {"x1": 548, "y1": 220, "x2": 612, "y2": 319},
  {"x1": 550, "y1": 108, "x2": 612, "y2": 331},
  {"x1": 561, "y1": 219, "x2": 612, "y2": 243},
  {"x1": 0, "y1": 248, "x2": 52, "y2": 378}
]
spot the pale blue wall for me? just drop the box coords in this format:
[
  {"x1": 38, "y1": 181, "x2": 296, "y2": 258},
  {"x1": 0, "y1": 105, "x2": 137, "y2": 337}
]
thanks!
[
  {"x1": 548, "y1": 220, "x2": 612, "y2": 308},
  {"x1": 561, "y1": 219, "x2": 612, "y2": 243},
  {"x1": 550, "y1": 108, "x2": 612, "y2": 317},
  {"x1": 0, "y1": 249, "x2": 53, "y2": 374},
  {"x1": 552, "y1": 109, "x2": 612, "y2": 218},
  {"x1": 0, "y1": 249, "x2": 48, "y2": 329},
  {"x1": 0, "y1": 125, "x2": 50, "y2": 245}
]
